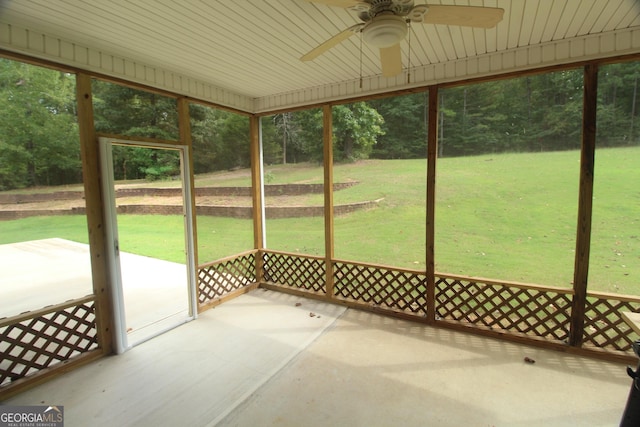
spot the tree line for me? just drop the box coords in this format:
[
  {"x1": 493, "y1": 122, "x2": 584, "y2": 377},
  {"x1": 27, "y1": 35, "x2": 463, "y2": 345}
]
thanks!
[{"x1": 0, "y1": 58, "x2": 638, "y2": 190}]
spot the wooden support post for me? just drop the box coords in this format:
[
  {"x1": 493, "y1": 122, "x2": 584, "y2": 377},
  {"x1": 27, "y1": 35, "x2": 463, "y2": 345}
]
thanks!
[
  {"x1": 570, "y1": 64, "x2": 598, "y2": 347},
  {"x1": 177, "y1": 98, "x2": 198, "y2": 268},
  {"x1": 323, "y1": 105, "x2": 335, "y2": 300},
  {"x1": 250, "y1": 115, "x2": 265, "y2": 283},
  {"x1": 76, "y1": 73, "x2": 113, "y2": 355},
  {"x1": 425, "y1": 87, "x2": 438, "y2": 323}
]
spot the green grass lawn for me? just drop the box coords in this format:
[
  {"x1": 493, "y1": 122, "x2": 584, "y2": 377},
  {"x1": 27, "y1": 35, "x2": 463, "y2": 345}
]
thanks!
[{"x1": 1, "y1": 146, "x2": 637, "y2": 295}]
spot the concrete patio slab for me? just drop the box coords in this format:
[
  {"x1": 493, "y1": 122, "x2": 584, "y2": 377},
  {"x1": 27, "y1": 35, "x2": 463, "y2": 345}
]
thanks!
[
  {"x1": 0, "y1": 238, "x2": 189, "y2": 343},
  {"x1": 3, "y1": 289, "x2": 633, "y2": 426}
]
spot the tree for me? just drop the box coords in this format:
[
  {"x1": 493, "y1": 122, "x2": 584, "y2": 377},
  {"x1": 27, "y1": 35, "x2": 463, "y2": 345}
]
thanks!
[
  {"x1": 92, "y1": 80, "x2": 182, "y2": 180},
  {"x1": 369, "y1": 93, "x2": 428, "y2": 159},
  {"x1": 0, "y1": 59, "x2": 80, "y2": 190},
  {"x1": 332, "y1": 102, "x2": 384, "y2": 162}
]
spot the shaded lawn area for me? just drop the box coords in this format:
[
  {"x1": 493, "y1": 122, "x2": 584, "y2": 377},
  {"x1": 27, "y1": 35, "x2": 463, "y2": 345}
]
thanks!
[{"x1": 0, "y1": 146, "x2": 638, "y2": 295}]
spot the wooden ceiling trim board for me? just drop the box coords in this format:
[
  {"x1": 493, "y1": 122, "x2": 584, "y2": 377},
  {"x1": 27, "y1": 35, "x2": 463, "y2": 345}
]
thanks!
[
  {"x1": 506, "y1": 0, "x2": 525, "y2": 50},
  {"x1": 528, "y1": 0, "x2": 553, "y2": 45},
  {"x1": 519, "y1": 0, "x2": 541, "y2": 46},
  {"x1": 597, "y1": 33, "x2": 613, "y2": 55},
  {"x1": 193, "y1": 3, "x2": 302, "y2": 93},
  {"x1": 563, "y1": 1, "x2": 595, "y2": 39},
  {"x1": 585, "y1": 35, "x2": 601, "y2": 56},
  {"x1": 501, "y1": 50, "x2": 515, "y2": 70},
  {"x1": 464, "y1": 55, "x2": 479, "y2": 75},
  {"x1": 448, "y1": 26, "x2": 467, "y2": 59},
  {"x1": 185, "y1": 4, "x2": 289, "y2": 89},
  {"x1": 16, "y1": 2, "x2": 240, "y2": 92},
  {"x1": 454, "y1": 60, "x2": 466, "y2": 78},
  {"x1": 472, "y1": 27, "x2": 487, "y2": 56},
  {"x1": 569, "y1": 38, "x2": 586, "y2": 59},
  {"x1": 490, "y1": 51, "x2": 502, "y2": 73},
  {"x1": 272, "y1": 1, "x2": 333, "y2": 54},
  {"x1": 617, "y1": 2, "x2": 640, "y2": 28},
  {"x1": 233, "y1": 2, "x2": 300, "y2": 53},
  {"x1": 494, "y1": 0, "x2": 510, "y2": 51},
  {"x1": 424, "y1": 26, "x2": 448, "y2": 63},
  {"x1": 479, "y1": 0, "x2": 498, "y2": 50},
  {"x1": 605, "y1": 0, "x2": 635, "y2": 30},
  {"x1": 555, "y1": 40, "x2": 570, "y2": 62},
  {"x1": 541, "y1": 43, "x2": 556, "y2": 63},
  {"x1": 541, "y1": 1, "x2": 569, "y2": 43},
  {"x1": 413, "y1": 25, "x2": 440, "y2": 64},
  {"x1": 408, "y1": 23, "x2": 430, "y2": 64},
  {"x1": 43, "y1": 1, "x2": 171, "y2": 57},
  {"x1": 576, "y1": 0, "x2": 610, "y2": 36},
  {"x1": 434, "y1": 25, "x2": 457, "y2": 61},
  {"x1": 589, "y1": 0, "x2": 624, "y2": 33}
]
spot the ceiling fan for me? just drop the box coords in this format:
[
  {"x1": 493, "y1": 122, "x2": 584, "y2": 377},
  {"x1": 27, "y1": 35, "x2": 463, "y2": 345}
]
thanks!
[{"x1": 300, "y1": 0, "x2": 505, "y2": 77}]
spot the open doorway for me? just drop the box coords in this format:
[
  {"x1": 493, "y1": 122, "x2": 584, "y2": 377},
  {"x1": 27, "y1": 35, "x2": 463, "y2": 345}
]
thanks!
[{"x1": 99, "y1": 137, "x2": 197, "y2": 353}]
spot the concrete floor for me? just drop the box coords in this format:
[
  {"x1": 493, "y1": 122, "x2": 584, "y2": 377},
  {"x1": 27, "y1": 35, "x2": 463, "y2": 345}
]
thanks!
[
  {"x1": 0, "y1": 238, "x2": 190, "y2": 346},
  {"x1": 3, "y1": 289, "x2": 633, "y2": 427}
]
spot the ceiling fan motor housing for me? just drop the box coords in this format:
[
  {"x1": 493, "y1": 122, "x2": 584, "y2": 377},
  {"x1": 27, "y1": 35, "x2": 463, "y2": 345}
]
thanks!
[{"x1": 362, "y1": 13, "x2": 408, "y2": 48}]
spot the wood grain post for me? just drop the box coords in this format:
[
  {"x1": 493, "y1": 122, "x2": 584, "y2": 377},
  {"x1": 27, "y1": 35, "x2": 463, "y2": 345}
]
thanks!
[
  {"x1": 177, "y1": 98, "x2": 198, "y2": 267},
  {"x1": 323, "y1": 105, "x2": 335, "y2": 300},
  {"x1": 76, "y1": 73, "x2": 114, "y2": 355},
  {"x1": 426, "y1": 87, "x2": 438, "y2": 323},
  {"x1": 570, "y1": 64, "x2": 598, "y2": 347},
  {"x1": 250, "y1": 115, "x2": 265, "y2": 283}
]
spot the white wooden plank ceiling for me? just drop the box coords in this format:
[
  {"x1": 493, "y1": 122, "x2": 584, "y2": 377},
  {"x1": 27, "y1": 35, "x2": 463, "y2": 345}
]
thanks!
[{"x1": 1, "y1": 0, "x2": 640, "y2": 113}]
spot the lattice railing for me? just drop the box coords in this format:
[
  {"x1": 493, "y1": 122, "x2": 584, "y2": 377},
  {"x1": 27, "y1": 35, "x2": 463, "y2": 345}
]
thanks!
[
  {"x1": 250, "y1": 252, "x2": 639, "y2": 358},
  {"x1": 0, "y1": 296, "x2": 98, "y2": 387},
  {"x1": 198, "y1": 251, "x2": 257, "y2": 305},
  {"x1": 583, "y1": 292, "x2": 640, "y2": 352},
  {"x1": 262, "y1": 251, "x2": 326, "y2": 294},
  {"x1": 333, "y1": 261, "x2": 428, "y2": 316},
  {"x1": 435, "y1": 275, "x2": 572, "y2": 342}
]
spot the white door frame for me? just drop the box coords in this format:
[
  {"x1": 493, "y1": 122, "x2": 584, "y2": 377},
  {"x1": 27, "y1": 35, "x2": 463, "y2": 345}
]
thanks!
[{"x1": 99, "y1": 137, "x2": 198, "y2": 354}]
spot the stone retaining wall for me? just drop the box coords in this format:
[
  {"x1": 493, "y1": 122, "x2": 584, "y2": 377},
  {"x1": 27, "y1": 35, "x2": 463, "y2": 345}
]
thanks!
[
  {"x1": 0, "y1": 199, "x2": 381, "y2": 220},
  {"x1": 0, "y1": 182, "x2": 358, "y2": 204}
]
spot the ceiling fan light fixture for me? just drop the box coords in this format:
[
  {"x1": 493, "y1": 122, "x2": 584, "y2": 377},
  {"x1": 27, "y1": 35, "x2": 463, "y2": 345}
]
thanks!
[{"x1": 362, "y1": 14, "x2": 407, "y2": 48}]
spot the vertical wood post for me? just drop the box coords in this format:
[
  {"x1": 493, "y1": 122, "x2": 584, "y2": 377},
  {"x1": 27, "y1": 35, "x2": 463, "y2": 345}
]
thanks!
[
  {"x1": 250, "y1": 115, "x2": 265, "y2": 283},
  {"x1": 177, "y1": 98, "x2": 198, "y2": 268},
  {"x1": 177, "y1": 98, "x2": 200, "y2": 313},
  {"x1": 323, "y1": 105, "x2": 335, "y2": 300},
  {"x1": 570, "y1": 64, "x2": 598, "y2": 346},
  {"x1": 425, "y1": 87, "x2": 438, "y2": 323},
  {"x1": 76, "y1": 73, "x2": 113, "y2": 354}
]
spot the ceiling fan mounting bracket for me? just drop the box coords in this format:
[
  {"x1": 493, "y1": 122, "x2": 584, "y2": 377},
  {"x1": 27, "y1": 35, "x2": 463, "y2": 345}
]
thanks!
[{"x1": 356, "y1": 0, "x2": 415, "y2": 21}]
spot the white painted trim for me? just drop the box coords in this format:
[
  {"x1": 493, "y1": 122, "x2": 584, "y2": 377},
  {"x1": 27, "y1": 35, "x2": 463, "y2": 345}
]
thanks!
[
  {"x1": 98, "y1": 137, "x2": 197, "y2": 353},
  {"x1": 0, "y1": 22, "x2": 254, "y2": 113},
  {"x1": 2, "y1": 22, "x2": 639, "y2": 114},
  {"x1": 98, "y1": 138, "x2": 128, "y2": 354}
]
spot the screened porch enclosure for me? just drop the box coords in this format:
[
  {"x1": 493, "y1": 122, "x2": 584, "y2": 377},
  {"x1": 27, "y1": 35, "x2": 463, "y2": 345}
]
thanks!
[{"x1": 2, "y1": 52, "x2": 640, "y2": 407}]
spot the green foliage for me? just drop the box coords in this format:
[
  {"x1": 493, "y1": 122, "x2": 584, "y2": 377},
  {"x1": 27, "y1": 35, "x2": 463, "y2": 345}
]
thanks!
[
  {"x1": 0, "y1": 59, "x2": 80, "y2": 190},
  {"x1": 369, "y1": 92, "x2": 428, "y2": 159},
  {"x1": 1, "y1": 148, "x2": 638, "y2": 294},
  {"x1": 4, "y1": 58, "x2": 640, "y2": 192},
  {"x1": 262, "y1": 103, "x2": 384, "y2": 165},
  {"x1": 332, "y1": 102, "x2": 384, "y2": 162}
]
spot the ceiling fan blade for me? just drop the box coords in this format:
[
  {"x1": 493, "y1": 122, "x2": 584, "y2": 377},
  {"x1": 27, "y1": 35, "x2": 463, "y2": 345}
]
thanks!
[
  {"x1": 423, "y1": 5, "x2": 504, "y2": 28},
  {"x1": 301, "y1": 24, "x2": 362, "y2": 61},
  {"x1": 380, "y1": 44, "x2": 402, "y2": 77},
  {"x1": 300, "y1": 0, "x2": 361, "y2": 8}
]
